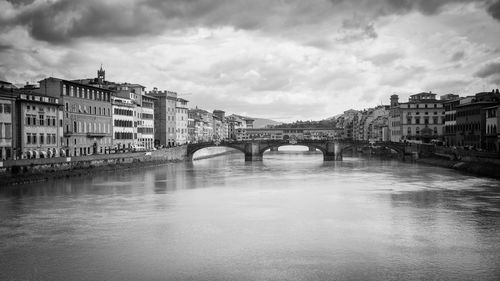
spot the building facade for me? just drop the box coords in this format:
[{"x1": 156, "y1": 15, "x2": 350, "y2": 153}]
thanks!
[
  {"x1": 176, "y1": 98, "x2": 189, "y2": 145},
  {"x1": 111, "y1": 96, "x2": 135, "y2": 151},
  {"x1": 14, "y1": 89, "x2": 64, "y2": 158},
  {"x1": 149, "y1": 89, "x2": 177, "y2": 147},
  {"x1": 0, "y1": 88, "x2": 15, "y2": 160},
  {"x1": 455, "y1": 91, "x2": 500, "y2": 149},
  {"x1": 443, "y1": 97, "x2": 461, "y2": 146},
  {"x1": 138, "y1": 95, "x2": 156, "y2": 149},
  {"x1": 389, "y1": 92, "x2": 446, "y2": 143},
  {"x1": 38, "y1": 77, "x2": 113, "y2": 156},
  {"x1": 485, "y1": 105, "x2": 499, "y2": 152}
]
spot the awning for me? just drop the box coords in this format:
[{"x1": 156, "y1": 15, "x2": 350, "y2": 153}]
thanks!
[
  {"x1": 40, "y1": 151, "x2": 47, "y2": 158},
  {"x1": 47, "y1": 150, "x2": 53, "y2": 158},
  {"x1": 34, "y1": 150, "x2": 40, "y2": 158},
  {"x1": 26, "y1": 150, "x2": 33, "y2": 158},
  {"x1": 60, "y1": 149, "x2": 66, "y2": 157}
]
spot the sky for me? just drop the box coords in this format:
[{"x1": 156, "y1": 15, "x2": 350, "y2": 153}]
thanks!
[{"x1": 1, "y1": 0, "x2": 500, "y2": 122}]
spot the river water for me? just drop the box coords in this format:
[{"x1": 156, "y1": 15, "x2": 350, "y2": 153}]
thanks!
[{"x1": 1, "y1": 149, "x2": 500, "y2": 281}]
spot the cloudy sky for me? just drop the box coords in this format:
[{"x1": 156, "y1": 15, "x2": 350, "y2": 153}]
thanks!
[{"x1": 1, "y1": 0, "x2": 500, "y2": 121}]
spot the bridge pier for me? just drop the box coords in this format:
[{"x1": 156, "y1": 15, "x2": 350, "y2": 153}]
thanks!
[
  {"x1": 323, "y1": 142, "x2": 343, "y2": 161},
  {"x1": 270, "y1": 147, "x2": 279, "y2": 152},
  {"x1": 308, "y1": 147, "x2": 316, "y2": 152},
  {"x1": 244, "y1": 143, "x2": 263, "y2": 161}
]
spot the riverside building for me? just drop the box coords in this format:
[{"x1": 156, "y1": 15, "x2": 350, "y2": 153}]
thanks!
[
  {"x1": 14, "y1": 86, "x2": 64, "y2": 159},
  {"x1": 38, "y1": 77, "x2": 113, "y2": 156},
  {"x1": 455, "y1": 90, "x2": 500, "y2": 149},
  {"x1": 389, "y1": 92, "x2": 447, "y2": 143},
  {"x1": 0, "y1": 88, "x2": 15, "y2": 160},
  {"x1": 149, "y1": 88, "x2": 178, "y2": 147},
  {"x1": 176, "y1": 98, "x2": 189, "y2": 145}
]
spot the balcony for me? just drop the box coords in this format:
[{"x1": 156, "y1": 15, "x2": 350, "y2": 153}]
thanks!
[
  {"x1": 63, "y1": 131, "x2": 74, "y2": 137},
  {"x1": 87, "y1": 132, "x2": 108, "y2": 138}
]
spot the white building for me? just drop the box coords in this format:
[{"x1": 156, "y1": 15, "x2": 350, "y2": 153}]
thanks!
[
  {"x1": 389, "y1": 92, "x2": 446, "y2": 143},
  {"x1": 176, "y1": 98, "x2": 189, "y2": 145}
]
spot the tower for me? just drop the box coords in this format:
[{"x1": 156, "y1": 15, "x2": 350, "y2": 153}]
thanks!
[
  {"x1": 390, "y1": 94, "x2": 399, "y2": 107},
  {"x1": 97, "y1": 65, "x2": 105, "y2": 84}
]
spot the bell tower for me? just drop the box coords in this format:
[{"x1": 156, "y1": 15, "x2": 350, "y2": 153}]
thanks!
[{"x1": 97, "y1": 64, "x2": 105, "y2": 84}]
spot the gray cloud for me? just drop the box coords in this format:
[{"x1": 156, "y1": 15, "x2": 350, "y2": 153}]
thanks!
[
  {"x1": 450, "y1": 51, "x2": 465, "y2": 62},
  {"x1": 0, "y1": 44, "x2": 13, "y2": 52},
  {"x1": 5, "y1": 0, "x2": 35, "y2": 7},
  {"x1": 487, "y1": 0, "x2": 500, "y2": 20},
  {"x1": 1, "y1": 0, "x2": 499, "y2": 45},
  {"x1": 475, "y1": 62, "x2": 500, "y2": 78}
]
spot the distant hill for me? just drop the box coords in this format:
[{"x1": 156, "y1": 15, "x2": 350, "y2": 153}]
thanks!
[{"x1": 251, "y1": 117, "x2": 282, "y2": 128}]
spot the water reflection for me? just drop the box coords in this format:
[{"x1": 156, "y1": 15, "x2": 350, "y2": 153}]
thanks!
[{"x1": 0, "y1": 152, "x2": 499, "y2": 281}]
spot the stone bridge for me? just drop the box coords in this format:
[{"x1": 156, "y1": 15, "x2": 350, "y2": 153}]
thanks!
[{"x1": 187, "y1": 140, "x2": 408, "y2": 161}]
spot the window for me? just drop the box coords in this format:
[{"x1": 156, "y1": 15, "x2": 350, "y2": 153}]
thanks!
[
  {"x1": 40, "y1": 133, "x2": 44, "y2": 144},
  {"x1": 4, "y1": 104, "x2": 11, "y2": 113},
  {"x1": 39, "y1": 115, "x2": 45, "y2": 126},
  {"x1": 434, "y1": 127, "x2": 438, "y2": 134},
  {"x1": 33, "y1": 133, "x2": 37, "y2": 144},
  {"x1": 27, "y1": 133, "x2": 31, "y2": 144},
  {"x1": 70, "y1": 86, "x2": 74, "y2": 97},
  {"x1": 74, "y1": 121, "x2": 77, "y2": 133},
  {"x1": 416, "y1": 127, "x2": 420, "y2": 135},
  {"x1": 63, "y1": 85, "x2": 67, "y2": 96}
]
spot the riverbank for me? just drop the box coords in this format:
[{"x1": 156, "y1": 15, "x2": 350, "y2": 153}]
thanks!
[
  {"x1": 0, "y1": 159, "x2": 185, "y2": 186},
  {"x1": 0, "y1": 146, "x2": 241, "y2": 186},
  {"x1": 0, "y1": 146, "x2": 187, "y2": 186},
  {"x1": 416, "y1": 157, "x2": 500, "y2": 180}
]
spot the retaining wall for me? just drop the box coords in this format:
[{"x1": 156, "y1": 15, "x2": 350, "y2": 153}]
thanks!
[{"x1": 0, "y1": 146, "x2": 187, "y2": 178}]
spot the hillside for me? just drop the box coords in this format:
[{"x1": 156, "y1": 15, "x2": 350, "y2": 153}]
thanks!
[{"x1": 251, "y1": 117, "x2": 282, "y2": 128}]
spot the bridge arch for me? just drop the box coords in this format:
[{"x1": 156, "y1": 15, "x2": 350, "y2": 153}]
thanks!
[
  {"x1": 258, "y1": 143, "x2": 327, "y2": 156},
  {"x1": 186, "y1": 142, "x2": 246, "y2": 160}
]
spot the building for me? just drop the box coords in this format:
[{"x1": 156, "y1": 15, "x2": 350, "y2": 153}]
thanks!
[
  {"x1": 149, "y1": 88, "x2": 177, "y2": 147},
  {"x1": 14, "y1": 87, "x2": 64, "y2": 158},
  {"x1": 38, "y1": 77, "x2": 113, "y2": 156},
  {"x1": 189, "y1": 107, "x2": 214, "y2": 142},
  {"x1": 75, "y1": 67, "x2": 155, "y2": 150},
  {"x1": 443, "y1": 97, "x2": 461, "y2": 146},
  {"x1": 0, "y1": 88, "x2": 15, "y2": 160},
  {"x1": 455, "y1": 90, "x2": 500, "y2": 149},
  {"x1": 235, "y1": 128, "x2": 336, "y2": 141},
  {"x1": 389, "y1": 92, "x2": 447, "y2": 143},
  {"x1": 138, "y1": 95, "x2": 156, "y2": 149},
  {"x1": 213, "y1": 110, "x2": 229, "y2": 140},
  {"x1": 176, "y1": 98, "x2": 189, "y2": 145},
  {"x1": 485, "y1": 105, "x2": 499, "y2": 152},
  {"x1": 227, "y1": 114, "x2": 254, "y2": 140},
  {"x1": 111, "y1": 96, "x2": 135, "y2": 151}
]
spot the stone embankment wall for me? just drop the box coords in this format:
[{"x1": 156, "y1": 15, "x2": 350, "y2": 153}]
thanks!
[
  {"x1": 0, "y1": 146, "x2": 187, "y2": 185},
  {"x1": 419, "y1": 147, "x2": 500, "y2": 179}
]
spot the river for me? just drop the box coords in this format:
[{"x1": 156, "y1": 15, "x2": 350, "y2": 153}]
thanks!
[{"x1": 1, "y1": 148, "x2": 500, "y2": 281}]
